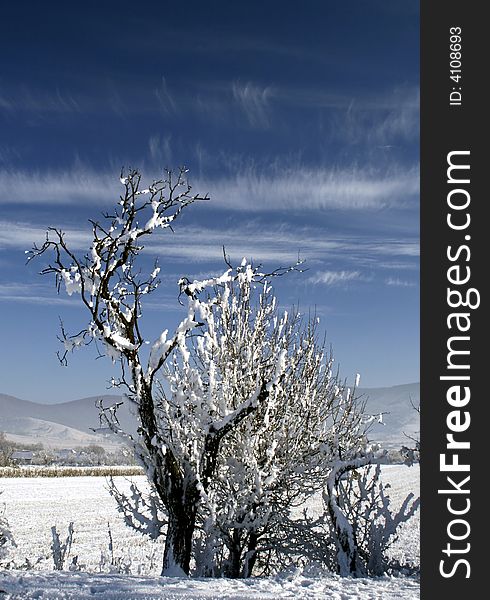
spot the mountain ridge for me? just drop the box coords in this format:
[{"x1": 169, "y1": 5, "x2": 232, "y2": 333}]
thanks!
[{"x1": 1, "y1": 383, "x2": 420, "y2": 449}]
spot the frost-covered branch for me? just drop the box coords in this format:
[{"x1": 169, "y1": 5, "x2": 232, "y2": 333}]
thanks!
[
  {"x1": 28, "y1": 167, "x2": 208, "y2": 375},
  {"x1": 28, "y1": 168, "x2": 211, "y2": 576},
  {"x1": 107, "y1": 477, "x2": 167, "y2": 540},
  {"x1": 321, "y1": 462, "x2": 419, "y2": 577}
]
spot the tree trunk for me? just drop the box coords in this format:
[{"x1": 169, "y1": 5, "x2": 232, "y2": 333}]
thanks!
[
  {"x1": 161, "y1": 473, "x2": 200, "y2": 577},
  {"x1": 161, "y1": 509, "x2": 196, "y2": 576},
  {"x1": 226, "y1": 530, "x2": 242, "y2": 578},
  {"x1": 326, "y1": 495, "x2": 359, "y2": 577},
  {"x1": 242, "y1": 532, "x2": 258, "y2": 578}
]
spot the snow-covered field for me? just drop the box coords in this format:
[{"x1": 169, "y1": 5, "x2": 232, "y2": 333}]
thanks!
[
  {"x1": 0, "y1": 465, "x2": 419, "y2": 599},
  {"x1": 0, "y1": 570, "x2": 421, "y2": 599}
]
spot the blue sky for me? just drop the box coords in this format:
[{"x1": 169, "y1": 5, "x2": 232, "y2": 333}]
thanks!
[{"x1": 0, "y1": 1, "x2": 419, "y2": 403}]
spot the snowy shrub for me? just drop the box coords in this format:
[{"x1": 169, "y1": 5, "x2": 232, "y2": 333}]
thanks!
[
  {"x1": 161, "y1": 262, "x2": 374, "y2": 578},
  {"x1": 107, "y1": 476, "x2": 167, "y2": 540},
  {"x1": 0, "y1": 433, "x2": 13, "y2": 467},
  {"x1": 96, "y1": 522, "x2": 134, "y2": 574},
  {"x1": 400, "y1": 446, "x2": 420, "y2": 467},
  {"x1": 252, "y1": 461, "x2": 420, "y2": 578},
  {"x1": 51, "y1": 522, "x2": 79, "y2": 571},
  {"x1": 401, "y1": 400, "x2": 420, "y2": 466},
  {"x1": 319, "y1": 463, "x2": 420, "y2": 576},
  {"x1": 0, "y1": 493, "x2": 16, "y2": 562}
]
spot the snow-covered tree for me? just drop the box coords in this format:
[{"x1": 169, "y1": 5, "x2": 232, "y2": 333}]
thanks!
[
  {"x1": 30, "y1": 169, "x2": 303, "y2": 577},
  {"x1": 153, "y1": 263, "x2": 419, "y2": 578},
  {"x1": 104, "y1": 257, "x2": 306, "y2": 577},
  {"x1": 126, "y1": 258, "x2": 374, "y2": 578},
  {"x1": 319, "y1": 462, "x2": 420, "y2": 576},
  {"x1": 0, "y1": 432, "x2": 13, "y2": 467},
  {"x1": 174, "y1": 272, "x2": 369, "y2": 578},
  {"x1": 401, "y1": 399, "x2": 420, "y2": 466},
  {"x1": 30, "y1": 168, "x2": 211, "y2": 576}
]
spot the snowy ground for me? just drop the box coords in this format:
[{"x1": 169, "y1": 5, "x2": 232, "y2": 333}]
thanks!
[
  {"x1": 0, "y1": 570, "x2": 421, "y2": 599},
  {"x1": 0, "y1": 465, "x2": 419, "y2": 599}
]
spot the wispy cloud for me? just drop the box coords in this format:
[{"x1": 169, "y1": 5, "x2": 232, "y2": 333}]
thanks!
[
  {"x1": 0, "y1": 220, "x2": 91, "y2": 251},
  {"x1": 0, "y1": 167, "x2": 120, "y2": 206},
  {"x1": 202, "y1": 163, "x2": 419, "y2": 211},
  {"x1": 0, "y1": 87, "x2": 82, "y2": 114},
  {"x1": 331, "y1": 87, "x2": 419, "y2": 147},
  {"x1": 154, "y1": 76, "x2": 177, "y2": 115},
  {"x1": 232, "y1": 82, "x2": 273, "y2": 128},
  {"x1": 0, "y1": 80, "x2": 173, "y2": 118},
  {"x1": 0, "y1": 159, "x2": 419, "y2": 212},
  {"x1": 267, "y1": 82, "x2": 419, "y2": 113},
  {"x1": 373, "y1": 103, "x2": 419, "y2": 145},
  {"x1": 134, "y1": 27, "x2": 346, "y2": 69},
  {"x1": 148, "y1": 133, "x2": 173, "y2": 165},
  {"x1": 0, "y1": 282, "x2": 77, "y2": 305},
  {"x1": 0, "y1": 219, "x2": 419, "y2": 267},
  {"x1": 385, "y1": 277, "x2": 417, "y2": 287},
  {"x1": 371, "y1": 260, "x2": 419, "y2": 271},
  {"x1": 0, "y1": 144, "x2": 22, "y2": 164},
  {"x1": 308, "y1": 270, "x2": 362, "y2": 286},
  {"x1": 149, "y1": 222, "x2": 419, "y2": 267}
]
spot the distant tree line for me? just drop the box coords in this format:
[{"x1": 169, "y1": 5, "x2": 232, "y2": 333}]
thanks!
[{"x1": 0, "y1": 434, "x2": 135, "y2": 467}]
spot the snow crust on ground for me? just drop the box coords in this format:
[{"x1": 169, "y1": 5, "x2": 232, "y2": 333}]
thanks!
[
  {"x1": 0, "y1": 465, "x2": 419, "y2": 599},
  {"x1": 0, "y1": 570, "x2": 420, "y2": 600}
]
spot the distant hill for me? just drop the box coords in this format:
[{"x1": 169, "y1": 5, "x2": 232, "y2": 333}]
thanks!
[
  {"x1": 0, "y1": 392, "x2": 131, "y2": 449},
  {"x1": 0, "y1": 393, "x2": 127, "y2": 432},
  {"x1": 0, "y1": 383, "x2": 419, "y2": 450},
  {"x1": 0, "y1": 416, "x2": 122, "y2": 450},
  {"x1": 358, "y1": 382, "x2": 420, "y2": 448}
]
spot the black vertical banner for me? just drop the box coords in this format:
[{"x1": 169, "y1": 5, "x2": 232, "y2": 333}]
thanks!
[{"x1": 421, "y1": 2, "x2": 486, "y2": 597}]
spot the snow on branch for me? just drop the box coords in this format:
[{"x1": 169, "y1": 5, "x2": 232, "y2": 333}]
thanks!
[{"x1": 27, "y1": 167, "x2": 208, "y2": 370}]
